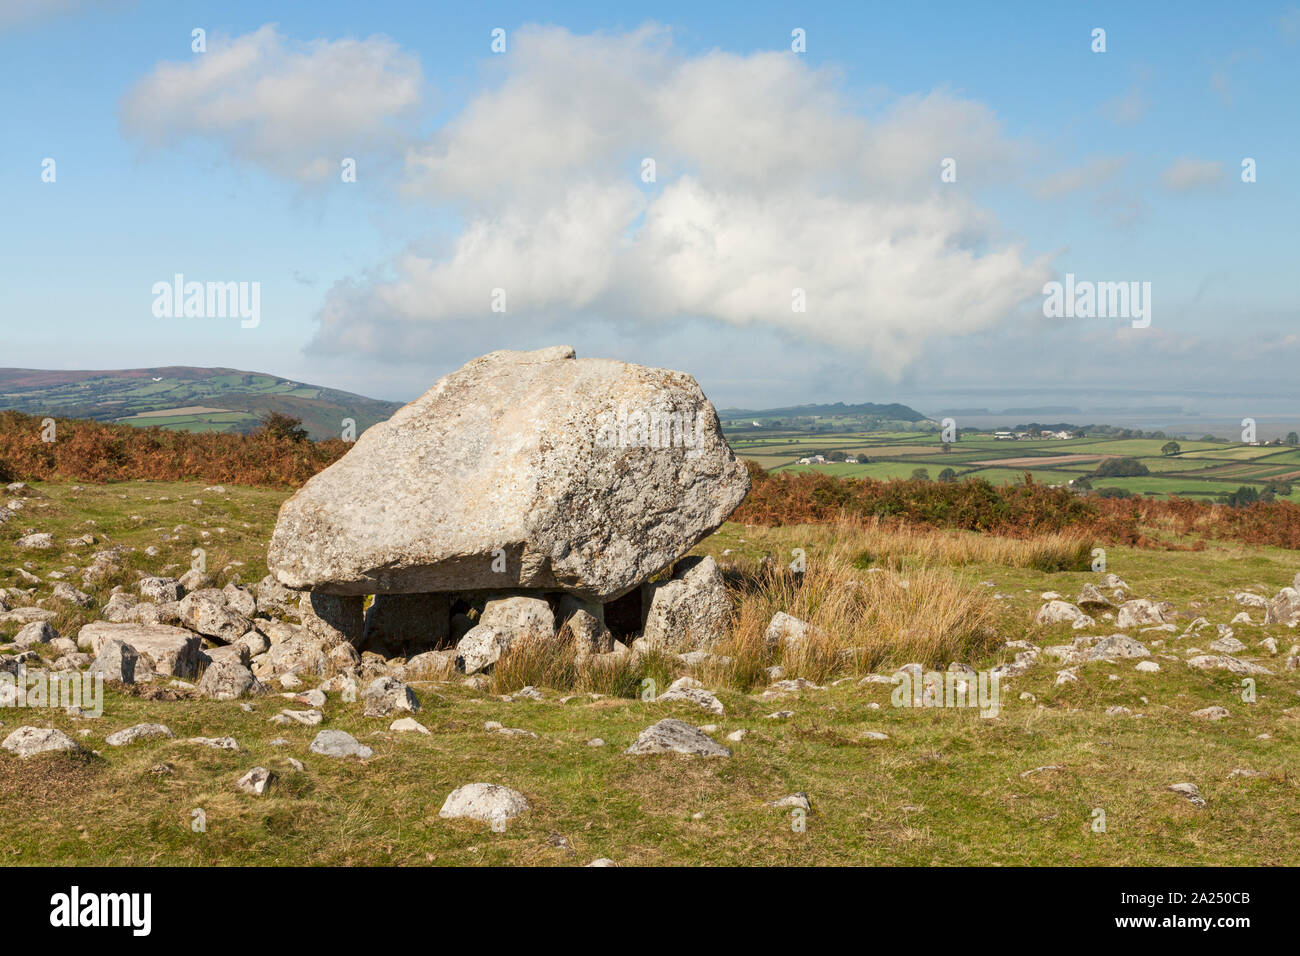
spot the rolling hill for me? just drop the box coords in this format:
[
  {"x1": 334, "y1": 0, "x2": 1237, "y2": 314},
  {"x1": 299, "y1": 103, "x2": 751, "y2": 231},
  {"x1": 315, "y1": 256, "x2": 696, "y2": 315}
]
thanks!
[{"x1": 0, "y1": 366, "x2": 402, "y2": 441}]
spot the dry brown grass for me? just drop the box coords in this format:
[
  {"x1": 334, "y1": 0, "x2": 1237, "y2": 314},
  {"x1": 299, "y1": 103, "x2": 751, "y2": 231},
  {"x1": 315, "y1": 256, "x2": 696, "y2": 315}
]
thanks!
[
  {"x1": 706, "y1": 537, "x2": 1000, "y2": 688},
  {"x1": 490, "y1": 523, "x2": 1004, "y2": 694},
  {"x1": 763, "y1": 517, "x2": 1095, "y2": 572}
]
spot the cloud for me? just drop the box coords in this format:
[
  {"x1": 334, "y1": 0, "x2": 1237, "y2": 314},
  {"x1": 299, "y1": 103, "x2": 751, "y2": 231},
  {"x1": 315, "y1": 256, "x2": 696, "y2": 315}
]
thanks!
[
  {"x1": 1160, "y1": 157, "x2": 1225, "y2": 192},
  {"x1": 0, "y1": 0, "x2": 111, "y2": 26},
  {"x1": 1101, "y1": 86, "x2": 1149, "y2": 126},
  {"x1": 1033, "y1": 155, "x2": 1129, "y2": 198},
  {"x1": 311, "y1": 25, "x2": 1049, "y2": 377},
  {"x1": 120, "y1": 24, "x2": 424, "y2": 183}
]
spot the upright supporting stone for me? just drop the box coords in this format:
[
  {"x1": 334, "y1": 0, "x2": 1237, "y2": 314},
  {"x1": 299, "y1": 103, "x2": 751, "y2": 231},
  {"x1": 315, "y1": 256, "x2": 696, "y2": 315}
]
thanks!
[
  {"x1": 362, "y1": 593, "x2": 451, "y2": 657},
  {"x1": 559, "y1": 594, "x2": 613, "y2": 653},
  {"x1": 301, "y1": 592, "x2": 365, "y2": 648}
]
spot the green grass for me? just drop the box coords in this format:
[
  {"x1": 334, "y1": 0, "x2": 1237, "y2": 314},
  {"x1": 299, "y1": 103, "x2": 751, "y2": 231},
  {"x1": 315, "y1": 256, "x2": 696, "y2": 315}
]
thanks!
[{"x1": 3, "y1": 483, "x2": 1299, "y2": 865}]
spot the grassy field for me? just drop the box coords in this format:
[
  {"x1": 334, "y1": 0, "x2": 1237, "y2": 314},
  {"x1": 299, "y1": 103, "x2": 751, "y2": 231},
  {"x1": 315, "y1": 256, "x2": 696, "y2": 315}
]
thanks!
[
  {"x1": 729, "y1": 430, "x2": 1300, "y2": 501},
  {"x1": 3, "y1": 481, "x2": 1299, "y2": 865}
]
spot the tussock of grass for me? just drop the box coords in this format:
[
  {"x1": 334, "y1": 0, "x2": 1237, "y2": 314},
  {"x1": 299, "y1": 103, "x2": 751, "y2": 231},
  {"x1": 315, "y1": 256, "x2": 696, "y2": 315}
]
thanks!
[
  {"x1": 708, "y1": 538, "x2": 1000, "y2": 688},
  {"x1": 491, "y1": 525, "x2": 1000, "y2": 695},
  {"x1": 776, "y1": 517, "x2": 1095, "y2": 572}
]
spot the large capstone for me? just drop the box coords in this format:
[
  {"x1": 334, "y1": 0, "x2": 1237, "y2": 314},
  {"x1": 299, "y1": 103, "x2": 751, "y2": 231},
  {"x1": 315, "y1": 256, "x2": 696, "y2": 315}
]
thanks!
[{"x1": 266, "y1": 347, "x2": 749, "y2": 602}]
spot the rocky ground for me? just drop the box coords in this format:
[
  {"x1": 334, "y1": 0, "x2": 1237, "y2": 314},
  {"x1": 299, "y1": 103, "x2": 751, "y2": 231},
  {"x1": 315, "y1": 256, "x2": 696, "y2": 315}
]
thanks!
[{"x1": 2, "y1": 479, "x2": 1299, "y2": 865}]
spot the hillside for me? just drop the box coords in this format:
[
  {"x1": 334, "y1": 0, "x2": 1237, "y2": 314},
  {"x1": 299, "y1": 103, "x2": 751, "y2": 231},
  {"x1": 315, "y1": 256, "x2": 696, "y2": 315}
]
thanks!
[
  {"x1": 719, "y1": 401, "x2": 929, "y2": 431},
  {"x1": 0, "y1": 367, "x2": 402, "y2": 441}
]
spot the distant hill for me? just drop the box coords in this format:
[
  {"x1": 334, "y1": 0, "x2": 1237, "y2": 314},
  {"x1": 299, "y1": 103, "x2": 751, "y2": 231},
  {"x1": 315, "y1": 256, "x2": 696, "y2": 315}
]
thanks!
[
  {"x1": 718, "y1": 401, "x2": 928, "y2": 423},
  {"x1": 0, "y1": 367, "x2": 402, "y2": 441}
]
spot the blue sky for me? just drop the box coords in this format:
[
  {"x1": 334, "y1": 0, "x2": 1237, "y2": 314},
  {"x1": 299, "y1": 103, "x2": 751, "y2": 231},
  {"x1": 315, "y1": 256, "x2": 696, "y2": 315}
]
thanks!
[{"x1": 2, "y1": 0, "x2": 1297, "y2": 427}]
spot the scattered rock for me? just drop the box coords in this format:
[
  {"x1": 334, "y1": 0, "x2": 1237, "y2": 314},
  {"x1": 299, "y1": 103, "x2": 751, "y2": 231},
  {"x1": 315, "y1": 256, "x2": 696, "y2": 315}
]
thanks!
[
  {"x1": 308, "y1": 729, "x2": 373, "y2": 759},
  {"x1": 1, "y1": 726, "x2": 82, "y2": 757},
  {"x1": 438, "y1": 783, "x2": 531, "y2": 826},
  {"x1": 197, "y1": 660, "x2": 261, "y2": 701},
  {"x1": 657, "y1": 676, "x2": 724, "y2": 714},
  {"x1": 625, "y1": 718, "x2": 731, "y2": 757},
  {"x1": 236, "y1": 767, "x2": 276, "y2": 796},
  {"x1": 362, "y1": 676, "x2": 421, "y2": 718},
  {"x1": 1088, "y1": 634, "x2": 1150, "y2": 661},
  {"x1": 105, "y1": 723, "x2": 173, "y2": 747},
  {"x1": 1168, "y1": 782, "x2": 1206, "y2": 807},
  {"x1": 769, "y1": 792, "x2": 810, "y2": 811},
  {"x1": 390, "y1": 717, "x2": 430, "y2": 734}
]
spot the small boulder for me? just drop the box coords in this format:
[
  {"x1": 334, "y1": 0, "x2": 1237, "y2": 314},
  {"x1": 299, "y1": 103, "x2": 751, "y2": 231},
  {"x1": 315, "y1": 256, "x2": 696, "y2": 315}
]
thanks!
[
  {"x1": 308, "y1": 729, "x2": 374, "y2": 759},
  {"x1": 438, "y1": 783, "x2": 530, "y2": 826},
  {"x1": 624, "y1": 718, "x2": 731, "y2": 757},
  {"x1": 2, "y1": 726, "x2": 82, "y2": 757},
  {"x1": 197, "y1": 660, "x2": 261, "y2": 701},
  {"x1": 236, "y1": 767, "x2": 276, "y2": 796},
  {"x1": 362, "y1": 676, "x2": 421, "y2": 717},
  {"x1": 105, "y1": 723, "x2": 173, "y2": 747},
  {"x1": 641, "y1": 556, "x2": 731, "y2": 649}
]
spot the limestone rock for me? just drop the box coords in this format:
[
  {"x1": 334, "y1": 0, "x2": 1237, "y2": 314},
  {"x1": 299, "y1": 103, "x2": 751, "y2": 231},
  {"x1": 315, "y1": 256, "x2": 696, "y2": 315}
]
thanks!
[
  {"x1": 657, "y1": 676, "x2": 724, "y2": 715},
  {"x1": 1034, "y1": 600, "x2": 1088, "y2": 626},
  {"x1": 89, "y1": 638, "x2": 148, "y2": 684},
  {"x1": 1088, "y1": 634, "x2": 1150, "y2": 661},
  {"x1": 439, "y1": 783, "x2": 531, "y2": 826},
  {"x1": 641, "y1": 555, "x2": 731, "y2": 649},
  {"x1": 197, "y1": 660, "x2": 261, "y2": 700},
  {"x1": 1186, "y1": 654, "x2": 1273, "y2": 676},
  {"x1": 559, "y1": 595, "x2": 612, "y2": 653},
  {"x1": 1265, "y1": 587, "x2": 1300, "y2": 626},
  {"x1": 1168, "y1": 782, "x2": 1206, "y2": 807},
  {"x1": 764, "y1": 611, "x2": 818, "y2": 650},
  {"x1": 178, "y1": 589, "x2": 252, "y2": 644},
  {"x1": 2, "y1": 726, "x2": 82, "y2": 757},
  {"x1": 236, "y1": 767, "x2": 276, "y2": 796},
  {"x1": 139, "y1": 577, "x2": 183, "y2": 604},
  {"x1": 77, "y1": 623, "x2": 200, "y2": 678},
  {"x1": 309, "y1": 729, "x2": 374, "y2": 759},
  {"x1": 105, "y1": 723, "x2": 173, "y2": 746},
  {"x1": 1117, "y1": 599, "x2": 1173, "y2": 629},
  {"x1": 266, "y1": 347, "x2": 750, "y2": 601},
  {"x1": 625, "y1": 718, "x2": 731, "y2": 757},
  {"x1": 13, "y1": 621, "x2": 57, "y2": 649},
  {"x1": 455, "y1": 624, "x2": 513, "y2": 675},
  {"x1": 362, "y1": 676, "x2": 421, "y2": 717}
]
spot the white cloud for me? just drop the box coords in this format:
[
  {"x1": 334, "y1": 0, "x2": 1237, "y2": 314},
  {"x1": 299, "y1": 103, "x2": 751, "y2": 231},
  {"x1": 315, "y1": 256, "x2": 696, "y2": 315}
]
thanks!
[
  {"x1": 313, "y1": 25, "x2": 1048, "y2": 377},
  {"x1": 1033, "y1": 155, "x2": 1129, "y2": 198},
  {"x1": 0, "y1": 0, "x2": 110, "y2": 25},
  {"x1": 120, "y1": 24, "x2": 424, "y2": 182},
  {"x1": 1160, "y1": 157, "x2": 1225, "y2": 192}
]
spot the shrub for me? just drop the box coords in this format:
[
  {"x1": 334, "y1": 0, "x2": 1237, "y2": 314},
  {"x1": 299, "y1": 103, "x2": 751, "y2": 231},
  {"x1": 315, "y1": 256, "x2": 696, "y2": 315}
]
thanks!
[{"x1": 1094, "y1": 457, "x2": 1149, "y2": 478}]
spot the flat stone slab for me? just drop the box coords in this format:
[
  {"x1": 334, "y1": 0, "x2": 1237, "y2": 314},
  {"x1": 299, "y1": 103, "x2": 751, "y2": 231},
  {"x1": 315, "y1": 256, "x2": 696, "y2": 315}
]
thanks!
[{"x1": 77, "y1": 623, "x2": 201, "y2": 679}]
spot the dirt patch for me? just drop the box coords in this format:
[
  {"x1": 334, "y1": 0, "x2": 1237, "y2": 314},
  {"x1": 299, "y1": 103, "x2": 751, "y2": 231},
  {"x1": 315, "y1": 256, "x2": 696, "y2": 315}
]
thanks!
[{"x1": 0, "y1": 751, "x2": 101, "y2": 807}]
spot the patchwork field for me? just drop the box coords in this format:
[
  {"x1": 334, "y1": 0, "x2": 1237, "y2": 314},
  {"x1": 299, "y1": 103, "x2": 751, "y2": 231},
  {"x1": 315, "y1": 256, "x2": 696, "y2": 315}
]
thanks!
[
  {"x1": 2, "y1": 481, "x2": 1298, "y2": 865},
  {"x1": 729, "y1": 430, "x2": 1300, "y2": 501}
]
